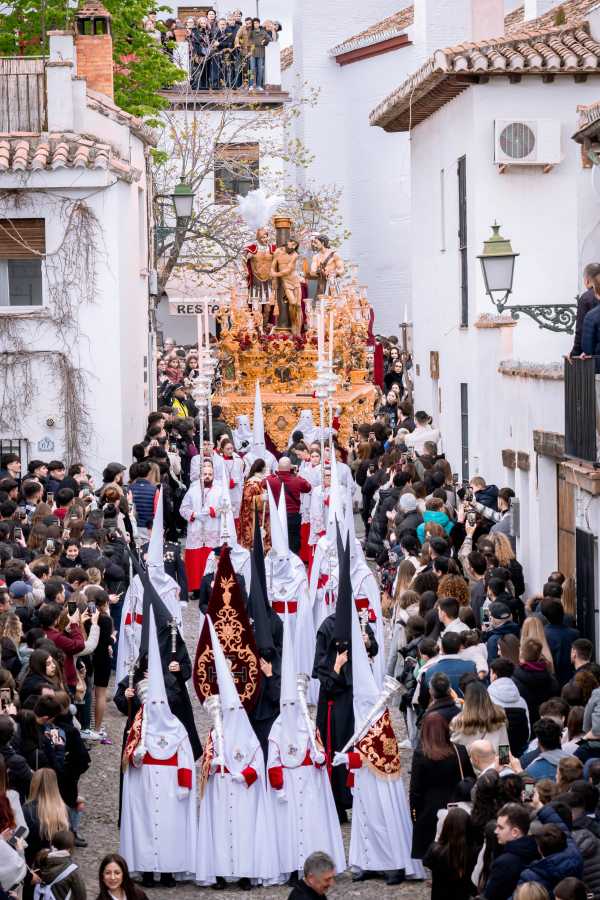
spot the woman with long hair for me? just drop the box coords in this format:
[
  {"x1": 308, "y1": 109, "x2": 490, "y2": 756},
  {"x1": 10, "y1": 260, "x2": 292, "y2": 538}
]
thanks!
[
  {"x1": 450, "y1": 680, "x2": 509, "y2": 751},
  {"x1": 499, "y1": 633, "x2": 521, "y2": 667},
  {"x1": 0, "y1": 613, "x2": 23, "y2": 680},
  {"x1": 423, "y1": 806, "x2": 478, "y2": 899},
  {"x1": 491, "y1": 532, "x2": 525, "y2": 597},
  {"x1": 96, "y1": 853, "x2": 149, "y2": 900},
  {"x1": 19, "y1": 649, "x2": 62, "y2": 705},
  {"x1": 438, "y1": 573, "x2": 470, "y2": 608},
  {"x1": 409, "y1": 712, "x2": 474, "y2": 859},
  {"x1": 521, "y1": 617, "x2": 556, "y2": 672},
  {"x1": 393, "y1": 560, "x2": 417, "y2": 605},
  {"x1": 23, "y1": 768, "x2": 69, "y2": 885},
  {"x1": 238, "y1": 458, "x2": 271, "y2": 551}
]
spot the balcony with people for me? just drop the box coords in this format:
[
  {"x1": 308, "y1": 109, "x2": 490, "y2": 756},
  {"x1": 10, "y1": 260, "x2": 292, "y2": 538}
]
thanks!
[{"x1": 146, "y1": 9, "x2": 288, "y2": 106}]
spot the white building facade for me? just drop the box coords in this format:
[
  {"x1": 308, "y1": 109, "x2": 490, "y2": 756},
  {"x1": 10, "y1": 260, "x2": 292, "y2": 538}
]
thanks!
[
  {"x1": 371, "y1": 0, "x2": 600, "y2": 639},
  {"x1": 0, "y1": 4, "x2": 154, "y2": 478}
]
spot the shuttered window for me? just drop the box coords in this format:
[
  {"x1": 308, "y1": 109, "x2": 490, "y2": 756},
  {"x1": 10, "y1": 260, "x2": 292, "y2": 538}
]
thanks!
[
  {"x1": 0, "y1": 218, "x2": 45, "y2": 259},
  {"x1": 0, "y1": 218, "x2": 45, "y2": 307},
  {"x1": 214, "y1": 143, "x2": 259, "y2": 204},
  {"x1": 457, "y1": 156, "x2": 468, "y2": 327}
]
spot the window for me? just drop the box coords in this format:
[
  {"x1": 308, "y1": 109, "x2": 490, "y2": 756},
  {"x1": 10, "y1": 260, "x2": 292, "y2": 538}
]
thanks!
[
  {"x1": 214, "y1": 143, "x2": 259, "y2": 204},
  {"x1": 457, "y1": 155, "x2": 468, "y2": 326},
  {"x1": 0, "y1": 439, "x2": 28, "y2": 469},
  {"x1": 460, "y1": 382, "x2": 469, "y2": 481},
  {"x1": 0, "y1": 218, "x2": 45, "y2": 307}
]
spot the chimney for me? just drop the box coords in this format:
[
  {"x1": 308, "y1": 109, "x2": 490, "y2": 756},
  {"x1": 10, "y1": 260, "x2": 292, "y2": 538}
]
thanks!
[
  {"x1": 414, "y1": 0, "x2": 504, "y2": 54},
  {"x1": 74, "y1": 0, "x2": 114, "y2": 100},
  {"x1": 524, "y1": 0, "x2": 559, "y2": 22}
]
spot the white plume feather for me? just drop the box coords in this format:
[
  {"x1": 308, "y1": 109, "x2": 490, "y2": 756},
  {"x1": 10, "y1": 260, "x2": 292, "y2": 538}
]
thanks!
[{"x1": 237, "y1": 188, "x2": 284, "y2": 232}]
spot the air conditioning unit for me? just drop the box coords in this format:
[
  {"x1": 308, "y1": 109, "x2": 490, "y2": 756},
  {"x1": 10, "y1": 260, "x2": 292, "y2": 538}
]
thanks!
[{"x1": 494, "y1": 119, "x2": 562, "y2": 166}]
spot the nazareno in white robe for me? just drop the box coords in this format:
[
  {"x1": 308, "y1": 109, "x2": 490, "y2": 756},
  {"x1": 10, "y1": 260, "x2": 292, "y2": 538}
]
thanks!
[
  {"x1": 267, "y1": 727, "x2": 345, "y2": 878},
  {"x1": 195, "y1": 737, "x2": 279, "y2": 885},
  {"x1": 115, "y1": 573, "x2": 182, "y2": 683},
  {"x1": 120, "y1": 738, "x2": 197, "y2": 876},
  {"x1": 120, "y1": 608, "x2": 197, "y2": 877}
]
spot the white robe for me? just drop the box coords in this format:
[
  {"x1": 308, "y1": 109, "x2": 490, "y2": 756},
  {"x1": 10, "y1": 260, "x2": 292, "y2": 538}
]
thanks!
[
  {"x1": 189, "y1": 452, "x2": 226, "y2": 485},
  {"x1": 348, "y1": 764, "x2": 425, "y2": 878},
  {"x1": 195, "y1": 743, "x2": 279, "y2": 885},
  {"x1": 298, "y1": 462, "x2": 321, "y2": 525},
  {"x1": 243, "y1": 447, "x2": 278, "y2": 475},
  {"x1": 115, "y1": 574, "x2": 182, "y2": 684},
  {"x1": 180, "y1": 481, "x2": 227, "y2": 551},
  {"x1": 308, "y1": 485, "x2": 329, "y2": 546},
  {"x1": 309, "y1": 537, "x2": 339, "y2": 631},
  {"x1": 120, "y1": 739, "x2": 197, "y2": 876},
  {"x1": 352, "y1": 566, "x2": 385, "y2": 688},
  {"x1": 219, "y1": 454, "x2": 245, "y2": 518},
  {"x1": 266, "y1": 553, "x2": 314, "y2": 679},
  {"x1": 267, "y1": 743, "x2": 345, "y2": 878}
]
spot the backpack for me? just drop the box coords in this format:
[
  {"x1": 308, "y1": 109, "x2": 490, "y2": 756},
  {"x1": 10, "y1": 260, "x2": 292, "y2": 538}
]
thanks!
[{"x1": 33, "y1": 862, "x2": 77, "y2": 900}]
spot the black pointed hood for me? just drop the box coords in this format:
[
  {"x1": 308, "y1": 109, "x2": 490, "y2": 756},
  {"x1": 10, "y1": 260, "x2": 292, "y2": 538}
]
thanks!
[
  {"x1": 252, "y1": 506, "x2": 268, "y2": 602},
  {"x1": 332, "y1": 526, "x2": 352, "y2": 645},
  {"x1": 248, "y1": 552, "x2": 275, "y2": 656}
]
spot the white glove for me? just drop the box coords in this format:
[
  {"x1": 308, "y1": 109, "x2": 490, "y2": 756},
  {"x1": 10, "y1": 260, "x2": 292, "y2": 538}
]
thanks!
[
  {"x1": 276, "y1": 790, "x2": 288, "y2": 804},
  {"x1": 332, "y1": 752, "x2": 349, "y2": 767},
  {"x1": 210, "y1": 756, "x2": 225, "y2": 773},
  {"x1": 313, "y1": 750, "x2": 326, "y2": 765},
  {"x1": 231, "y1": 772, "x2": 246, "y2": 784}
]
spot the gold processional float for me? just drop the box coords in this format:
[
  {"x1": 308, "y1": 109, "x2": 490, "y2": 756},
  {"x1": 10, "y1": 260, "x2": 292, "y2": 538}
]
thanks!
[{"x1": 179, "y1": 192, "x2": 378, "y2": 450}]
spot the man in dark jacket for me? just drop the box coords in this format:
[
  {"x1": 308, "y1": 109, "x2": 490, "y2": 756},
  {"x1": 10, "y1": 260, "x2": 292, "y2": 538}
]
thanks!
[
  {"x1": 419, "y1": 672, "x2": 460, "y2": 725},
  {"x1": 518, "y1": 821, "x2": 583, "y2": 892},
  {"x1": 287, "y1": 851, "x2": 336, "y2": 899},
  {"x1": 365, "y1": 473, "x2": 406, "y2": 558},
  {"x1": 564, "y1": 781, "x2": 600, "y2": 897},
  {"x1": 571, "y1": 262, "x2": 600, "y2": 356},
  {"x1": 0, "y1": 715, "x2": 32, "y2": 802},
  {"x1": 543, "y1": 598, "x2": 579, "y2": 686},
  {"x1": 483, "y1": 802, "x2": 538, "y2": 899},
  {"x1": 582, "y1": 301, "x2": 600, "y2": 370},
  {"x1": 482, "y1": 601, "x2": 520, "y2": 662}
]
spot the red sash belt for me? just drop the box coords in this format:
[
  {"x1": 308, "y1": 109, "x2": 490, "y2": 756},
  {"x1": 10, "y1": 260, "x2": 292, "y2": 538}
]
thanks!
[
  {"x1": 317, "y1": 574, "x2": 329, "y2": 589},
  {"x1": 124, "y1": 612, "x2": 143, "y2": 626},
  {"x1": 272, "y1": 600, "x2": 298, "y2": 614},
  {"x1": 143, "y1": 752, "x2": 177, "y2": 766},
  {"x1": 355, "y1": 598, "x2": 369, "y2": 610}
]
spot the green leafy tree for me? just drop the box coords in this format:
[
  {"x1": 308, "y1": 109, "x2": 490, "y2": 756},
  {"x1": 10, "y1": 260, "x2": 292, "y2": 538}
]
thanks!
[{"x1": 0, "y1": 0, "x2": 184, "y2": 117}]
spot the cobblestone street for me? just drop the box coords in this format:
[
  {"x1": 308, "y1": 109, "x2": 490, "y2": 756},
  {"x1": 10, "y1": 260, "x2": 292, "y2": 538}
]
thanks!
[{"x1": 75, "y1": 602, "x2": 431, "y2": 899}]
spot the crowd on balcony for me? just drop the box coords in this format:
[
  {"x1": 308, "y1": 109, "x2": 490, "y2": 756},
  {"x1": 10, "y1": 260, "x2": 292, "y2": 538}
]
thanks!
[{"x1": 144, "y1": 9, "x2": 282, "y2": 92}]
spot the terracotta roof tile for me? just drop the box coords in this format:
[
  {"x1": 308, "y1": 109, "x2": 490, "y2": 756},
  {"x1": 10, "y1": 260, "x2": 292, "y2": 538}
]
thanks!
[
  {"x1": 0, "y1": 134, "x2": 139, "y2": 181},
  {"x1": 505, "y1": 0, "x2": 598, "y2": 34},
  {"x1": 371, "y1": 20, "x2": 600, "y2": 131},
  {"x1": 330, "y1": 5, "x2": 414, "y2": 56}
]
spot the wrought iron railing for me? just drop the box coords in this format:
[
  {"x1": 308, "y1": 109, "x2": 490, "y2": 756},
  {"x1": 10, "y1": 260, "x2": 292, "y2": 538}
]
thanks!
[{"x1": 564, "y1": 356, "x2": 598, "y2": 463}]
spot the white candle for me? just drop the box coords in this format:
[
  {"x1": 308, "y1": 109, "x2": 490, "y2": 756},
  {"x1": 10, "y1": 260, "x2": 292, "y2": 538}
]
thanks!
[
  {"x1": 403, "y1": 304, "x2": 408, "y2": 324},
  {"x1": 197, "y1": 312, "x2": 204, "y2": 356},
  {"x1": 204, "y1": 300, "x2": 210, "y2": 352},
  {"x1": 328, "y1": 309, "x2": 334, "y2": 367}
]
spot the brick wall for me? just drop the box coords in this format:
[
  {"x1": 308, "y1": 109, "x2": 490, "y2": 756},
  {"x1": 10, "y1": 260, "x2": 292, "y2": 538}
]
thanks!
[{"x1": 75, "y1": 33, "x2": 114, "y2": 99}]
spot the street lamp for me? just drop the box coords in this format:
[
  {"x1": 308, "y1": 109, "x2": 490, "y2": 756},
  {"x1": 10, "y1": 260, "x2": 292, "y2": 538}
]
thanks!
[
  {"x1": 476, "y1": 221, "x2": 577, "y2": 334},
  {"x1": 477, "y1": 222, "x2": 519, "y2": 314},
  {"x1": 171, "y1": 178, "x2": 195, "y2": 221}
]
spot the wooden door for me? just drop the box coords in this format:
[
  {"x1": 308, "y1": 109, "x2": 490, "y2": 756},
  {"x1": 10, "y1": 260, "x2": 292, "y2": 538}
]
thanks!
[{"x1": 557, "y1": 467, "x2": 575, "y2": 579}]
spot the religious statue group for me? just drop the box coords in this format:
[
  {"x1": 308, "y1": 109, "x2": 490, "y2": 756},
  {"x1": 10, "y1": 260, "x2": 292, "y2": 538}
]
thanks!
[{"x1": 245, "y1": 231, "x2": 345, "y2": 336}]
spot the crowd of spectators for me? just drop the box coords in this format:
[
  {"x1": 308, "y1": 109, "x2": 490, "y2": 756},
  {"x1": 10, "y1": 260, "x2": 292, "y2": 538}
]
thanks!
[{"x1": 145, "y1": 8, "x2": 282, "y2": 92}]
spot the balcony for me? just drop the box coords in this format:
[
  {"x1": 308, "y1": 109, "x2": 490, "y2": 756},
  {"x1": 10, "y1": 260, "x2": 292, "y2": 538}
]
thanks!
[{"x1": 564, "y1": 356, "x2": 599, "y2": 464}]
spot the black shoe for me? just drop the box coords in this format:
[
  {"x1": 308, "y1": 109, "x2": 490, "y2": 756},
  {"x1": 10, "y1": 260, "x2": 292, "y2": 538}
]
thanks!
[
  {"x1": 385, "y1": 870, "x2": 405, "y2": 886},
  {"x1": 141, "y1": 874, "x2": 155, "y2": 889},
  {"x1": 160, "y1": 874, "x2": 177, "y2": 888},
  {"x1": 73, "y1": 833, "x2": 87, "y2": 848},
  {"x1": 211, "y1": 877, "x2": 226, "y2": 891},
  {"x1": 352, "y1": 871, "x2": 378, "y2": 883},
  {"x1": 238, "y1": 878, "x2": 252, "y2": 891}
]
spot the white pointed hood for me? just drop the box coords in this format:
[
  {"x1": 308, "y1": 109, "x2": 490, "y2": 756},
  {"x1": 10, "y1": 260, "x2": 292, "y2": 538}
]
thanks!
[
  {"x1": 351, "y1": 582, "x2": 379, "y2": 727},
  {"x1": 206, "y1": 615, "x2": 260, "y2": 772},
  {"x1": 232, "y1": 414, "x2": 252, "y2": 451},
  {"x1": 325, "y1": 453, "x2": 344, "y2": 543},
  {"x1": 219, "y1": 466, "x2": 237, "y2": 546},
  {"x1": 143, "y1": 606, "x2": 188, "y2": 759},
  {"x1": 268, "y1": 612, "x2": 310, "y2": 766},
  {"x1": 251, "y1": 380, "x2": 266, "y2": 455},
  {"x1": 267, "y1": 482, "x2": 288, "y2": 559},
  {"x1": 146, "y1": 487, "x2": 173, "y2": 595},
  {"x1": 277, "y1": 482, "x2": 289, "y2": 549}
]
